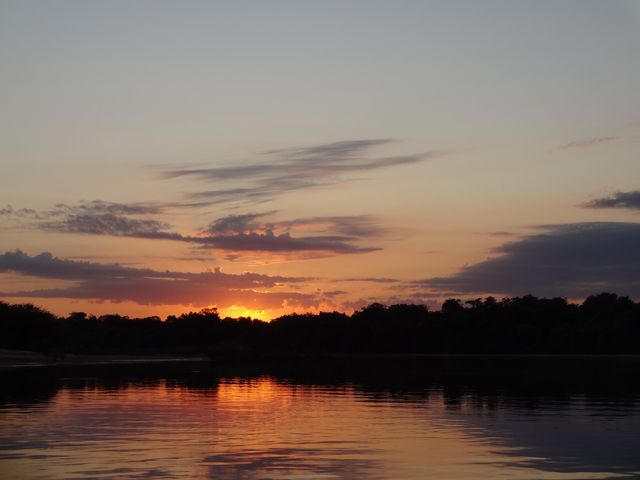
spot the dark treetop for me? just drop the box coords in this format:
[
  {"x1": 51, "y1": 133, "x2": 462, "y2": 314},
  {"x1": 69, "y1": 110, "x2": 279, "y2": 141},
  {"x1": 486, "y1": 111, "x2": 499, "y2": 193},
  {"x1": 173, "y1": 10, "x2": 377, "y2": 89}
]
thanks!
[{"x1": 1, "y1": 293, "x2": 639, "y2": 356}]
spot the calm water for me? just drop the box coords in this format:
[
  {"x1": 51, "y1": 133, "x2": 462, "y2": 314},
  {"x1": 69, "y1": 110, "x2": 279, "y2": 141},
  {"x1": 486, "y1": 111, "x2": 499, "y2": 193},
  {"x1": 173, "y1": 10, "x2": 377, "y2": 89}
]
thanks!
[{"x1": 1, "y1": 357, "x2": 640, "y2": 479}]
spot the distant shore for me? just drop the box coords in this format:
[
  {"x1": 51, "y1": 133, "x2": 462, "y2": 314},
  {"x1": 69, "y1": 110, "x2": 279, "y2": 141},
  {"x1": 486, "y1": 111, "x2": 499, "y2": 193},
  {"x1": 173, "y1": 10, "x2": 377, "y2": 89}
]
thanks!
[
  {"x1": 0, "y1": 348, "x2": 209, "y2": 370},
  {"x1": 3, "y1": 347, "x2": 640, "y2": 372}
]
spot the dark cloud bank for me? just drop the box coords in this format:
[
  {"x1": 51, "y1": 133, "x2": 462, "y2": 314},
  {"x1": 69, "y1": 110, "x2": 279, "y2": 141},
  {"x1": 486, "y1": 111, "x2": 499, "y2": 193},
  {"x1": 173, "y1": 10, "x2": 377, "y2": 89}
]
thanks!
[
  {"x1": 583, "y1": 190, "x2": 640, "y2": 211},
  {"x1": 420, "y1": 222, "x2": 640, "y2": 299},
  {"x1": 4, "y1": 221, "x2": 639, "y2": 309},
  {"x1": 0, "y1": 250, "x2": 322, "y2": 309}
]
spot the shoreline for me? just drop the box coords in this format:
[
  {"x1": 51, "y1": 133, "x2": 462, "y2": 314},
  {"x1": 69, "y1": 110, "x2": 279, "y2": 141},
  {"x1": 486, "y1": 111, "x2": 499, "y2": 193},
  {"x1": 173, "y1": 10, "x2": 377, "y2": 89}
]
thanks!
[
  {"x1": 3, "y1": 348, "x2": 640, "y2": 371},
  {"x1": 0, "y1": 349, "x2": 209, "y2": 370}
]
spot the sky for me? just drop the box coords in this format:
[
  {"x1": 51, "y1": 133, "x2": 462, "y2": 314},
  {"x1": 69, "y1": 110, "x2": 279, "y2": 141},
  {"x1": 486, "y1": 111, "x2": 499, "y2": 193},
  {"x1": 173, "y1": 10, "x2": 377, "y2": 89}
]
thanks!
[{"x1": 1, "y1": 0, "x2": 639, "y2": 319}]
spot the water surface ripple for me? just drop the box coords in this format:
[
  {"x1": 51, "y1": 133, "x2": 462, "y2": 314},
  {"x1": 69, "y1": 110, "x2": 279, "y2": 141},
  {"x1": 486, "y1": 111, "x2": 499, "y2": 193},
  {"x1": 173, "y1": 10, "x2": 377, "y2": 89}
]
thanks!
[{"x1": 1, "y1": 357, "x2": 639, "y2": 479}]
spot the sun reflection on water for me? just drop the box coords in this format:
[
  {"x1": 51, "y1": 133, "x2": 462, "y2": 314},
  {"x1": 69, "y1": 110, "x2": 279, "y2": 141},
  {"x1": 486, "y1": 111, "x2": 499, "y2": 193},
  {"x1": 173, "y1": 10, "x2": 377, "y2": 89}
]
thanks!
[{"x1": 1, "y1": 368, "x2": 640, "y2": 480}]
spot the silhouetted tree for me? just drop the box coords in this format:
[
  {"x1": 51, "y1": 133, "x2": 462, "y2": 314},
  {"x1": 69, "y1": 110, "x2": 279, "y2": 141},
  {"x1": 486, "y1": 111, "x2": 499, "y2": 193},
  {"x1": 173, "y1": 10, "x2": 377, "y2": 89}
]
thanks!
[{"x1": 1, "y1": 294, "x2": 639, "y2": 356}]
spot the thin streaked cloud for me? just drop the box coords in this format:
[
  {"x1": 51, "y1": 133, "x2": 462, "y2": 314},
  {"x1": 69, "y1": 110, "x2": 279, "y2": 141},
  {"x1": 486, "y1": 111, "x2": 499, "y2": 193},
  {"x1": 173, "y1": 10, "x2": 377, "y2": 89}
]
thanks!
[{"x1": 164, "y1": 139, "x2": 445, "y2": 206}]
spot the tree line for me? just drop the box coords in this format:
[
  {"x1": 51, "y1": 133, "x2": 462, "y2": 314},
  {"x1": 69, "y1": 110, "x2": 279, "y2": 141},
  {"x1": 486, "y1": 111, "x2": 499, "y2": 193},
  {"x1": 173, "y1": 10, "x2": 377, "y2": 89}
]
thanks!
[{"x1": 1, "y1": 293, "x2": 639, "y2": 356}]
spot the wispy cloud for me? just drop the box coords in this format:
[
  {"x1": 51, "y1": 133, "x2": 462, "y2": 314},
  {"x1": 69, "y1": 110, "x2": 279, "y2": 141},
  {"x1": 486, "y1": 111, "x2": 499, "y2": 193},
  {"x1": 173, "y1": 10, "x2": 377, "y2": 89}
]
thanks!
[
  {"x1": 49, "y1": 200, "x2": 164, "y2": 216},
  {"x1": 42, "y1": 213, "x2": 181, "y2": 240},
  {"x1": 266, "y1": 215, "x2": 385, "y2": 238},
  {"x1": 0, "y1": 205, "x2": 38, "y2": 217},
  {"x1": 206, "y1": 212, "x2": 276, "y2": 235},
  {"x1": 198, "y1": 213, "x2": 383, "y2": 258},
  {"x1": 19, "y1": 200, "x2": 183, "y2": 241},
  {"x1": 559, "y1": 136, "x2": 622, "y2": 150},
  {"x1": 339, "y1": 277, "x2": 400, "y2": 283},
  {"x1": 582, "y1": 190, "x2": 640, "y2": 211},
  {"x1": 418, "y1": 222, "x2": 640, "y2": 298},
  {"x1": 0, "y1": 250, "x2": 321, "y2": 309},
  {"x1": 197, "y1": 232, "x2": 379, "y2": 256},
  {"x1": 163, "y1": 139, "x2": 444, "y2": 205},
  {"x1": 2, "y1": 138, "x2": 433, "y2": 258},
  {"x1": 2, "y1": 204, "x2": 383, "y2": 259}
]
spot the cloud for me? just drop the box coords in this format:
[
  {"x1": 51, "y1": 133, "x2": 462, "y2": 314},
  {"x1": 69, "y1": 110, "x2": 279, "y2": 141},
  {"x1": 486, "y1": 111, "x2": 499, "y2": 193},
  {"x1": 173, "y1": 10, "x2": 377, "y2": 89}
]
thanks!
[
  {"x1": 197, "y1": 213, "x2": 383, "y2": 258},
  {"x1": 0, "y1": 250, "x2": 318, "y2": 309},
  {"x1": 559, "y1": 136, "x2": 622, "y2": 150},
  {"x1": 0, "y1": 204, "x2": 38, "y2": 217},
  {"x1": 15, "y1": 204, "x2": 383, "y2": 258},
  {"x1": 42, "y1": 213, "x2": 181, "y2": 239},
  {"x1": 2, "y1": 138, "x2": 429, "y2": 258},
  {"x1": 206, "y1": 212, "x2": 276, "y2": 235},
  {"x1": 265, "y1": 138, "x2": 394, "y2": 158},
  {"x1": 198, "y1": 232, "x2": 379, "y2": 254},
  {"x1": 339, "y1": 277, "x2": 400, "y2": 283},
  {"x1": 582, "y1": 191, "x2": 640, "y2": 211},
  {"x1": 164, "y1": 139, "x2": 444, "y2": 205},
  {"x1": 49, "y1": 200, "x2": 164, "y2": 216},
  {"x1": 268, "y1": 215, "x2": 385, "y2": 238},
  {"x1": 419, "y1": 222, "x2": 640, "y2": 298},
  {"x1": 23, "y1": 200, "x2": 184, "y2": 241}
]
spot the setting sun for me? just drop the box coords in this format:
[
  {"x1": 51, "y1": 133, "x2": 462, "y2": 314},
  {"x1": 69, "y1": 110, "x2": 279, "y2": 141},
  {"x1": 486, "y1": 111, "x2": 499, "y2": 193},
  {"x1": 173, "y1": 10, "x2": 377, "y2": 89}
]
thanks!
[{"x1": 219, "y1": 305, "x2": 269, "y2": 321}]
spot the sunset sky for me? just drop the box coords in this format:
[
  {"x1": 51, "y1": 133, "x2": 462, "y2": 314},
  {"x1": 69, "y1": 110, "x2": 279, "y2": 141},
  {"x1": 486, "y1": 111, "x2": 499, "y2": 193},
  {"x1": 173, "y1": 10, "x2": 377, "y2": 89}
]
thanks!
[{"x1": 1, "y1": 0, "x2": 639, "y2": 319}]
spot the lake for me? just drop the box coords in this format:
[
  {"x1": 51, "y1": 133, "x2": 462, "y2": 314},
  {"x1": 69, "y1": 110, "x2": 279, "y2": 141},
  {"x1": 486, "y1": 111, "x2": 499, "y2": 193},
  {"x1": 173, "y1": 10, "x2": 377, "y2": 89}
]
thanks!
[{"x1": 1, "y1": 356, "x2": 639, "y2": 479}]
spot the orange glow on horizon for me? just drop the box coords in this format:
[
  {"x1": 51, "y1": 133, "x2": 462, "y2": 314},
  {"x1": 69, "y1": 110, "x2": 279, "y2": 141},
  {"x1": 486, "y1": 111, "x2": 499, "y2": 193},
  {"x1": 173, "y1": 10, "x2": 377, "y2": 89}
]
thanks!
[{"x1": 219, "y1": 305, "x2": 269, "y2": 321}]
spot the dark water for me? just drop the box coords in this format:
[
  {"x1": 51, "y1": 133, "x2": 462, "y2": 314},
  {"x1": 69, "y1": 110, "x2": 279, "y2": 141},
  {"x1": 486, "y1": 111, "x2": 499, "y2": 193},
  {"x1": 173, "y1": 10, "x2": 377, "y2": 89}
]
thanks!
[{"x1": 1, "y1": 356, "x2": 640, "y2": 479}]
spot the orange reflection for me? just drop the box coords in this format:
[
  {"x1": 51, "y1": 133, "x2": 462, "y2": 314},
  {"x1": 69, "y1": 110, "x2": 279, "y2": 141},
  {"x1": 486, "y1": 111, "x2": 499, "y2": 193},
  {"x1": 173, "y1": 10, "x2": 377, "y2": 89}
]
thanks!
[{"x1": 4, "y1": 376, "x2": 628, "y2": 479}]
